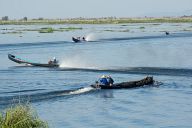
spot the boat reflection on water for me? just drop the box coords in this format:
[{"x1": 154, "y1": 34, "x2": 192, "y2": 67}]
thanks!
[{"x1": 97, "y1": 90, "x2": 114, "y2": 98}]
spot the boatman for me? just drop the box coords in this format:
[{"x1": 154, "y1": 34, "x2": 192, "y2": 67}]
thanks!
[
  {"x1": 53, "y1": 57, "x2": 57, "y2": 64},
  {"x1": 99, "y1": 75, "x2": 109, "y2": 85},
  {"x1": 98, "y1": 75, "x2": 114, "y2": 86},
  {"x1": 107, "y1": 75, "x2": 114, "y2": 86},
  {"x1": 82, "y1": 37, "x2": 86, "y2": 41},
  {"x1": 48, "y1": 57, "x2": 58, "y2": 64}
]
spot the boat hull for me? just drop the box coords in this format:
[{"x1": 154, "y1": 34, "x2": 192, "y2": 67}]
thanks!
[
  {"x1": 91, "y1": 76, "x2": 154, "y2": 89},
  {"x1": 72, "y1": 37, "x2": 86, "y2": 43},
  {"x1": 8, "y1": 54, "x2": 59, "y2": 67},
  {"x1": 72, "y1": 37, "x2": 81, "y2": 42},
  {"x1": 8, "y1": 54, "x2": 27, "y2": 64}
]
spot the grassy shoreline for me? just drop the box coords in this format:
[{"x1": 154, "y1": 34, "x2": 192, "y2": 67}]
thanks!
[
  {"x1": 0, "y1": 104, "x2": 48, "y2": 128},
  {"x1": 1, "y1": 17, "x2": 192, "y2": 25}
]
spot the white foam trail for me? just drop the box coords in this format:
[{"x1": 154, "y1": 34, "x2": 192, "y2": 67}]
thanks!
[
  {"x1": 59, "y1": 60, "x2": 96, "y2": 69},
  {"x1": 59, "y1": 55, "x2": 97, "y2": 69},
  {"x1": 69, "y1": 87, "x2": 94, "y2": 95},
  {"x1": 59, "y1": 60, "x2": 80, "y2": 68},
  {"x1": 85, "y1": 33, "x2": 97, "y2": 41}
]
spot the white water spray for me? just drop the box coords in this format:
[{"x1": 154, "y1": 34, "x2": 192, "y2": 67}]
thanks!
[
  {"x1": 59, "y1": 55, "x2": 96, "y2": 69},
  {"x1": 69, "y1": 87, "x2": 94, "y2": 95},
  {"x1": 85, "y1": 33, "x2": 97, "y2": 41}
]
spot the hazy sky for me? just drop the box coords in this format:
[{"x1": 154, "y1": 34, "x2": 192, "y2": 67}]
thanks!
[{"x1": 0, "y1": 0, "x2": 192, "y2": 19}]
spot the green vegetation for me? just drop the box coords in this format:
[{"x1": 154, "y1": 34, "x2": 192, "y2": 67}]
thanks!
[
  {"x1": 1, "y1": 31, "x2": 22, "y2": 34},
  {"x1": 151, "y1": 23, "x2": 161, "y2": 25},
  {"x1": 39, "y1": 27, "x2": 54, "y2": 33},
  {"x1": 0, "y1": 104, "x2": 48, "y2": 128},
  {"x1": 139, "y1": 26, "x2": 145, "y2": 29},
  {"x1": 104, "y1": 29, "x2": 114, "y2": 32},
  {"x1": 0, "y1": 17, "x2": 192, "y2": 25},
  {"x1": 183, "y1": 28, "x2": 192, "y2": 31},
  {"x1": 104, "y1": 29, "x2": 130, "y2": 32},
  {"x1": 59, "y1": 27, "x2": 82, "y2": 31},
  {"x1": 119, "y1": 29, "x2": 130, "y2": 32},
  {"x1": 38, "y1": 27, "x2": 82, "y2": 33},
  {"x1": 0, "y1": 26, "x2": 83, "y2": 34}
]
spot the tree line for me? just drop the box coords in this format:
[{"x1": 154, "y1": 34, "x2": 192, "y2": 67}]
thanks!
[{"x1": 1, "y1": 16, "x2": 46, "y2": 21}]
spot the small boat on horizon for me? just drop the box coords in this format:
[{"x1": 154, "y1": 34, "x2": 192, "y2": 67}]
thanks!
[{"x1": 72, "y1": 36, "x2": 87, "y2": 43}]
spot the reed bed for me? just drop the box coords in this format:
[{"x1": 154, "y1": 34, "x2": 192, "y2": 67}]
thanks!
[
  {"x1": 0, "y1": 17, "x2": 192, "y2": 25},
  {"x1": 0, "y1": 104, "x2": 48, "y2": 128}
]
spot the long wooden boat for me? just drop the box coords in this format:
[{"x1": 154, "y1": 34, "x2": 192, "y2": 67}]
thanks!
[
  {"x1": 91, "y1": 76, "x2": 154, "y2": 89},
  {"x1": 8, "y1": 54, "x2": 59, "y2": 67}
]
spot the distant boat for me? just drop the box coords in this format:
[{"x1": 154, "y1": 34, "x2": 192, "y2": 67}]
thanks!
[
  {"x1": 165, "y1": 31, "x2": 170, "y2": 35},
  {"x1": 91, "y1": 76, "x2": 154, "y2": 89},
  {"x1": 8, "y1": 54, "x2": 59, "y2": 67},
  {"x1": 72, "y1": 37, "x2": 86, "y2": 43}
]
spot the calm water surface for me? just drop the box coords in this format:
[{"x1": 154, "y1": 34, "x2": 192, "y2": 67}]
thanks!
[{"x1": 0, "y1": 23, "x2": 192, "y2": 128}]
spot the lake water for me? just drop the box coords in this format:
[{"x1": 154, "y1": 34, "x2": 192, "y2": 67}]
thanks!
[{"x1": 0, "y1": 23, "x2": 192, "y2": 128}]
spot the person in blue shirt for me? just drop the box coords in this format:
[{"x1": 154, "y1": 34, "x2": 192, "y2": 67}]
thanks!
[
  {"x1": 99, "y1": 75, "x2": 109, "y2": 85},
  {"x1": 98, "y1": 75, "x2": 114, "y2": 86}
]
